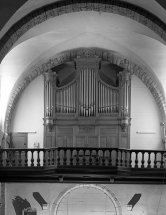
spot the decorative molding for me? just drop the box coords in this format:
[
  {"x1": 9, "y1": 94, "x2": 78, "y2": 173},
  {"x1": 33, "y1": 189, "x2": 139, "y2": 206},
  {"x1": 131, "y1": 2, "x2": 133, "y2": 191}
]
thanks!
[
  {"x1": 79, "y1": 125, "x2": 95, "y2": 133},
  {"x1": 0, "y1": 0, "x2": 166, "y2": 63},
  {"x1": 50, "y1": 184, "x2": 122, "y2": 215},
  {"x1": 4, "y1": 49, "x2": 166, "y2": 134}
]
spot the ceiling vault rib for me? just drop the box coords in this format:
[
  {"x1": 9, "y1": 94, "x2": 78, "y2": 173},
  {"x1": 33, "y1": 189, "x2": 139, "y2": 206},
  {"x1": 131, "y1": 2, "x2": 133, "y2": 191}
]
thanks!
[{"x1": 0, "y1": 0, "x2": 166, "y2": 63}]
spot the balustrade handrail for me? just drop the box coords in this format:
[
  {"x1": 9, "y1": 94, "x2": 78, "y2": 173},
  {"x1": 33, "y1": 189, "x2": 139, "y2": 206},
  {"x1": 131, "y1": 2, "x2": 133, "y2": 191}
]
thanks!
[
  {"x1": 0, "y1": 147, "x2": 165, "y2": 152},
  {"x1": 0, "y1": 147, "x2": 166, "y2": 168}
]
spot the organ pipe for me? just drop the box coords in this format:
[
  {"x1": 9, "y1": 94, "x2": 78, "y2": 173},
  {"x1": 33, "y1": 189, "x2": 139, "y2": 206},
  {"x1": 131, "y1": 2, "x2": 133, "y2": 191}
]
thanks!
[
  {"x1": 55, "y1": 80, "x2": 76, "y2": 114},
  {"x1": 44, "y1": 69, "x2": 57, "y2": 132},
  {"x1": 118, "y1": 69, "x2": 132, "y2": 132},
  {"x1": 98, "y1": 80, "x2": 119, "y2": 114}
]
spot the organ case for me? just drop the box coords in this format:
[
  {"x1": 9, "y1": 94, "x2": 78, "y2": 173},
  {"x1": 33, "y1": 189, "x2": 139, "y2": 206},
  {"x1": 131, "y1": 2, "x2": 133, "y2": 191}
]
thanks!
[{"x1": 44, "y1": 56, "x2": 131, "y2": 149}]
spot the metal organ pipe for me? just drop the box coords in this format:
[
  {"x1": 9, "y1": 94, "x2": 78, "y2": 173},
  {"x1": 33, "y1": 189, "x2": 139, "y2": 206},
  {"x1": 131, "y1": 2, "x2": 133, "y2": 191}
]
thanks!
[
  {"x1": 98, "y1": 80, "x2": 119, "y2": 114},
  {"x1": 55, "y1": 81, "x2": 76, "y2": 114}
]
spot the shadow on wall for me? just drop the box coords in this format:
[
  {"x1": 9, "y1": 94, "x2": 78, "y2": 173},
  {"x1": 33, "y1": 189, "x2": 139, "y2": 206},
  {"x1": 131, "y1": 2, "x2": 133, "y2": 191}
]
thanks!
[
  {"x1": 33, "y1": 192, "x2": 47, "y2": 209},
  {"x1": 12, "y1": 196, "x2": 31, "y2": 215},
  {"x1": 127, "y1": 194, "x2": 142, "y2": 210}
]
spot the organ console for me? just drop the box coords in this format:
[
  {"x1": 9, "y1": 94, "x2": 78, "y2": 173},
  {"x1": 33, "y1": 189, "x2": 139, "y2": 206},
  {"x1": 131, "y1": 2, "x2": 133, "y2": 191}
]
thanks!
[{"x1": 43, "y1": 52, "x2": 132, "y2": 149}]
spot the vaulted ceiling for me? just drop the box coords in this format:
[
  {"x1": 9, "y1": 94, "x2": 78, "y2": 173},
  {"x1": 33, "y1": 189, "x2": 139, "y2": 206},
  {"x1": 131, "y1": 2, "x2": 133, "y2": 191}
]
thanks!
[{"x1": 0, "y1": 0, "x2": 166, "y2": 130}]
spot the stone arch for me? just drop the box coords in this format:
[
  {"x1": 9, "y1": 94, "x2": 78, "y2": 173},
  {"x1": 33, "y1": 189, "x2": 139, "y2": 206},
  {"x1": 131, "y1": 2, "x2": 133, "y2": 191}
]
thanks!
[
  {"x1": 50, "y1": 184, "x2": 122, "y2": 215},
  {"x1": 5, "y1": 49, "x2": 166, "y2": 134},
  {"x1": 0, "y1": 0, "x2": 166, "y2": 63}
]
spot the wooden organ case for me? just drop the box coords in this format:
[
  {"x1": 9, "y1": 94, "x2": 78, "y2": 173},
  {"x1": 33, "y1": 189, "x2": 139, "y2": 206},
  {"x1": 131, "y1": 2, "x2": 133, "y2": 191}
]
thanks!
[{"x1": 43, "y1": 55, "x2": 132, "y2": 149}]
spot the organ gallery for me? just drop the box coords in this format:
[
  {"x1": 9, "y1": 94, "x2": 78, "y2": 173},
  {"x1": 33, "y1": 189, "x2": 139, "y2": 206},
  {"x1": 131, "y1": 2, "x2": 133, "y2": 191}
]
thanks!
[{"x1": 43, "y1": 51, "x2": 132, "y2": 149}]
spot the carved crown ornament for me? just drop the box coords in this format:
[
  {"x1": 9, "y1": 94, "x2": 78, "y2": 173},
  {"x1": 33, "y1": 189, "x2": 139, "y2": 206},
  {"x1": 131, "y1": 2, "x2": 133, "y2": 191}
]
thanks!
[{"x1": 79, "y1": 125, "x2": 95, "y2": 133}]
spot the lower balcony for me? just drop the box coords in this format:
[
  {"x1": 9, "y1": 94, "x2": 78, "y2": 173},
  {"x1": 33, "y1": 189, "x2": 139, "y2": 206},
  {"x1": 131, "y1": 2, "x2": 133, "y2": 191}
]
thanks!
[{"x1": 0, "y1": 147, "x2": 166, "y2": 183}]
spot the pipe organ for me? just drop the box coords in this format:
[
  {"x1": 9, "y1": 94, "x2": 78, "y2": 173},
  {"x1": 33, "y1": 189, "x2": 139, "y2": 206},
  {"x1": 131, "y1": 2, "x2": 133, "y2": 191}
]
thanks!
[
  {"x1": 55, "y1": 80, "x2": 76, "y2": 113},
  {"x1": 44, "y1": 52, "x2": 131, "y2": 149},
  {"x1": 79, "y1": 68, "x2": 96, "y2": 117}
]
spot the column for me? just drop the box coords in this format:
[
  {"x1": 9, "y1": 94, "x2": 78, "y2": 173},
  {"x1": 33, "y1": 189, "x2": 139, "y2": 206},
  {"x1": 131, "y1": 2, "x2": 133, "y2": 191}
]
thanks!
[
  {"x1": 118, "y1": 69, "x2": 132, "y2": 132},
  {"x1": 44, "y1": 69, "x2": 57, "y2": 132}
]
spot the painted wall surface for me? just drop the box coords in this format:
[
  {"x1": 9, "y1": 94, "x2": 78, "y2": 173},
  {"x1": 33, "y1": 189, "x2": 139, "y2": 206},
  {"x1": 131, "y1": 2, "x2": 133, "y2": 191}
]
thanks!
[
  {"x1": 5, "y1": 183, "x2": 166, "y2": 215},
  {"x1": 10, "y1": 75, "x2": 44, "y2": 148},
  {"x1": 131, "y1": 75, "x2": 162, "y2": 150}
]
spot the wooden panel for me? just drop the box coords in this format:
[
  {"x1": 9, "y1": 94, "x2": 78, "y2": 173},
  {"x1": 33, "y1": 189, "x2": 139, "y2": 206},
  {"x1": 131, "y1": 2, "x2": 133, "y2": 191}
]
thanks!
[
  {"x1": 57, "y1": 136, "x2": 64, "y2": 147},
  {"x1": 76, "y1": 137, "x2": 86, "y2": 147},
  {"x1": 87, "y1": 136, "x2": 98, "y2": 147},
  {"x1": 66, "y1": 137, "x2": 73, "y2": 147},
  {"x1": 57, "y1": 127, "x2": 73, "y2": 135},
  {"x1": 121, "y1": 137, "x2": 128, "y2": 148},
  {"x1": 46, "y1": 136, "x2": 53, "y2": 148},
  {"x1": 79, "y1": 127, "x2": 95, "y2": 134},
  {"x1": 100, "y1": 127, "x2": 117, "y2": 135},
  {"x1": 100, "y1": 137, "x2": 107, "y2": 148},
  {"x1": 107, "y1": 137, "x2": 117, "y2": 148}
]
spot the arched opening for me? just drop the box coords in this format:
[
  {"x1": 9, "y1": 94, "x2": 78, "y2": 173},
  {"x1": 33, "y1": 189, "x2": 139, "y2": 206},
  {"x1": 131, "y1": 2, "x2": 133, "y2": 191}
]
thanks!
[{"x1": 51, "y1": 184, "x2": 122, "y2": 215}]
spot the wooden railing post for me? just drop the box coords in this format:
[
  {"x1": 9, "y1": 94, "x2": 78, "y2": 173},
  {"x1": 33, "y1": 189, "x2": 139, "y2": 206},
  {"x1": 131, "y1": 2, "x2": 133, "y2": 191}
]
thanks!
[{"x1": 141, "y1": 152, "x2": 145, "y2": 168}]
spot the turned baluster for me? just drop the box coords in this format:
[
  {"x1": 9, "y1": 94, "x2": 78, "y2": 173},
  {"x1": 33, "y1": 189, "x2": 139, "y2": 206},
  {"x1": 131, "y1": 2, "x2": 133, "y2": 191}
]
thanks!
[
  {"x1": 12, "y1": 151, "x2": 15, "y2": 167},
  {"x1": 89, "y1": 150, "x2": 92, "y2": 166},
  {"x1": 76, "y1": 150, "x2": 79, "y2": 165},
  {"x1": 51, "y1": 149, "x2": 55, "y2": 165},
  {"x1": 63, "y1": 149, "x2": 67, "y2": 165},
  {"x1": 108, "y1": 150, "x2": 112, "y2": 166},
  {"x1": 6, "y1": 151, "x2": 10, "y2": 166},
  {"x1": 147, "y1": 152, "x2": 151, "y2": 168},
  {"x1": 24, "y1": 151, "x2": 28, "y2": 166},
  {"x1": 102, "y1": 149, "x2": 106, "y2": 166},
  {"x1": 18, "y1": 151, "x2": 22, "y2": 166},
  {"x1": 31, "y1": 151, "x2": 34, "y2": 166},
  {"x1": 43, "y1": 150, "x2": 46, "y2": 166},
  {"x1": 70, "y1": 149, "x2": 73, "y2": 165},
  {"x1": 160, "y1": 153, "x2": 164, "y2": 168},
  {"x1": 141, "y1": 152, "x2": 145, "y2": 168},
  {"x1": 57, "y1": 149, "x2": 60, "y2": 166},
  {"x1": 95, "y1": 149, "x2": 99, "y2": 166},
  {"x1": 37, "y1": 151, "x2": 40, "y2": 166},
  {"x1": 129, "y1": 151, "x2": 132, "y2": 168},
  {"x1": 135, "y1": 152, "x2": 138, "y2": 168},
  {"x1": 116, "y1": 150, "x2": 119, "y2": 167},
  {"x1": 154, "y1": 152, "x2": 157, "y2": 168},
  {"x1": 125, "y1": 151, "x2": 128, "y2": 167},
  {"x1": 83, "y1": 149, "x2": 86, "y2": 166},
  {"x1": 47, "y1": 150, "x2": 51, "y2": 166},
  {"x1": 120, "y1": 150, "x2": 123, "y2": 166}
]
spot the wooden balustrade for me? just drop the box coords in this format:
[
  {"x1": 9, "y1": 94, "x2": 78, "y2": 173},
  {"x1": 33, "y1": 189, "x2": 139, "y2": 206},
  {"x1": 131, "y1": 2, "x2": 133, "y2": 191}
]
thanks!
[{"x1": 0, "y1": 148, "x2": 166, "y2": 169}]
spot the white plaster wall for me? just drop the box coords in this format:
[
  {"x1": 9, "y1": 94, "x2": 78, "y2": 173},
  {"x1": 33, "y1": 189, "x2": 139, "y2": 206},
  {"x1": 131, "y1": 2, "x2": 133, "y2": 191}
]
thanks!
[
  {"x1": 6, "y1": 183, "x2": 166, "y2": 215},
  {"x1": 10, "y1": 75, "x2": 44, "y2": 148},
  {"x1": 131, "y1": 75, "x2": 162, "y2": 150}
]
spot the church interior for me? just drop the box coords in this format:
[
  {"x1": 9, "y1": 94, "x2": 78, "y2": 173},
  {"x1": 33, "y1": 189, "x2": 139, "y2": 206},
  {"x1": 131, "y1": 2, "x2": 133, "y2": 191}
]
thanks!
[{"x1": 0, "y1": 0, "x2": 166, "y2": 214}]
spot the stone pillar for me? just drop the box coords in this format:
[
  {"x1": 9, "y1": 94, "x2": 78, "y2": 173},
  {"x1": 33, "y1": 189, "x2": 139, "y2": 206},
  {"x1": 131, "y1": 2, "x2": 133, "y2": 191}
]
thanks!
[
  {"x1": 43, "y1": 69, "x2": 57, "y2": 132},
  {"x1": 118, "y1": 69, "x2": 132, "y2": 132}
]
